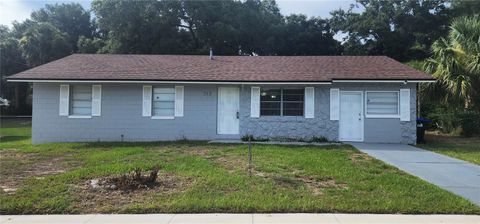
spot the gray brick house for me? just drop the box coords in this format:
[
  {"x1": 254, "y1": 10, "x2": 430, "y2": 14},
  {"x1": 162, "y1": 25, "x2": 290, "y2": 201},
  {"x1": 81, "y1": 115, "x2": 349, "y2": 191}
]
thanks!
[{"x1": 7, "y1": 54, "x2": 434, "y2": 144}]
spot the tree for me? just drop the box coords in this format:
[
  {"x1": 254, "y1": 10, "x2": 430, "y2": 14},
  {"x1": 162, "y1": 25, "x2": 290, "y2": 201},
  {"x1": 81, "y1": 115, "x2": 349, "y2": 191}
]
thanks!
[
  {"x1": 422, "y1": 16, "x2": 480, "y2": 136},
  {"x1": 330, "y1": 0, "x2": 451, "y2": 61},
  {"x1": 450, "y1": 0, "x2": 480, "y2": 18},
  {"x1": 91, "y1": 0, "x2": 189, "y2": 54},
  {"x1": 424, "y1": 15, "x2": 480, "y2": 108},
  {"x1": 77, "y1": 36, "x2": 106, "y2": 53},
  {"x1": 0, "y1": 26, "x2": 30, "y2": 114},
  {"x1": 19, "y1": 23, "x2": 72, "y2": 67},
  {"x1": 266, "y1": 14, "x2": 341, "y2": 55},
  {"x1": 31, "y1": 3, "x2": 93, "y2": 51}
]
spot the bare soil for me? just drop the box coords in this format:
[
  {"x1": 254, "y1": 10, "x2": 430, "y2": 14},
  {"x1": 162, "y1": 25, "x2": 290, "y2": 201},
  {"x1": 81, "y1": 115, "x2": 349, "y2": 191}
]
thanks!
[
  {"x1": 0, "y1": 150, "x2": 80, "y2": 194},
  {"x1": 70, "y1": 172, "x2": 192, "y2": 213}
]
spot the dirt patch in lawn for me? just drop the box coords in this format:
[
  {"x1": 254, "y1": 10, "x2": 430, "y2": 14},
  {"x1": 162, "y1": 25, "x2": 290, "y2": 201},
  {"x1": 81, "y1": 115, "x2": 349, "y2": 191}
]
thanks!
[
  {"x1": 70, "y1": 170, "x2": 192, "y2": 213},
  {"x1": 349, "y1": 152, "x2": 372, "y2": 163},
  {"x1": 0, "y1": 150, "x2": 81, "y2": 194},
  {"x1": 254, "y1": 169, "x2": 348, "y2": 196},
  {"x1": 183, "y1": 146, "x2": 247, "y2": 173},
  {"x1": 295, "y1": 176, "x2": 348, "y2": 195}
]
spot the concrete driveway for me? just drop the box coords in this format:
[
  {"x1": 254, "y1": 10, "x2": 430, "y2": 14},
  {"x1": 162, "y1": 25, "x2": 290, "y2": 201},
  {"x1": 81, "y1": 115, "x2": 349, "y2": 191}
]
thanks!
[{"x1": 351, "y1": 143, "x2": 480, "y2": 206}]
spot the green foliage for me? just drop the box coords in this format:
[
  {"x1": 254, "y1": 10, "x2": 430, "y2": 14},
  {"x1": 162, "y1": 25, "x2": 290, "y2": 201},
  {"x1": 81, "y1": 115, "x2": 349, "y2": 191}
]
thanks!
[
  {"x1": 310, "y1": 136, "x2": 329, "y2": 143},
  {"x1": 88, "y1": 0, "x2": 341, "y2": 55},
  {"x1": 30, "y1": 3, "x2": 93, "y2": 51},
  {"x1": 19, "y1": 23, "x2": 72, "y2": 67},
  {"x1": 241, "y1": 135, "x2": 269, "y2": 142},
  {"x1": 424, "y1": 16, "x2": 480, "y2": 109},
  {"x1": 451, "y1": 0, "x2": 480, "y2": 18},
  {"x1": 330, "y1": 0, "x2": 451, "y2": 61},
  {"x1": 77, "y1": 36, "x2": 106, "y2": 53},
  {"x1": 418, "y1": 134, "x2": 480, "y2": 165}
]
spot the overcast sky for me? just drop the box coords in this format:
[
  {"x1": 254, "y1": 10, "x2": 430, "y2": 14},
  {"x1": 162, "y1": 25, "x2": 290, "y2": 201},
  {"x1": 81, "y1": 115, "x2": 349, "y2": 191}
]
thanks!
[{"x1": 0, "y1": 0, "x2": 357, "y2": 27}]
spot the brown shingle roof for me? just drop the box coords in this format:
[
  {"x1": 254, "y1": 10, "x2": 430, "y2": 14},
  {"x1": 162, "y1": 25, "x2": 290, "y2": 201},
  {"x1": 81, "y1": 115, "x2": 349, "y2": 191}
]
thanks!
[{"x1": 8, "y1": 54, "x2": 433, "y2": 82}]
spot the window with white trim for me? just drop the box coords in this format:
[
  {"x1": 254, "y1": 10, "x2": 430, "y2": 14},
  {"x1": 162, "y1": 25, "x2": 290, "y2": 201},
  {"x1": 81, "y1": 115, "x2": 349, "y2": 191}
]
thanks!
[
  {"x1": 152, "y1": 87, "x2": 175, "y2": 117},
  {"x1": 365, "y1": 91, "x2": 399, "y2": 117},
  {"x1": 70, "y1": 85, "x2": 92, "y2": 116},
  {"x1": 260, "y1": 88, "x2": 304, "y2": 116}
]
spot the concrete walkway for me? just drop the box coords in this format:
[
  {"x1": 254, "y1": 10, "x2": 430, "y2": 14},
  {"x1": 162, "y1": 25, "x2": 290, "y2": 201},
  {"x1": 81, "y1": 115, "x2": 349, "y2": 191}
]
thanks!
[
  {"x1": 2, "y1": 214, "x2": 479, "y2": 224},
  {"x1": 351, "y1": 143, "x2": 480, "y2": 206}
]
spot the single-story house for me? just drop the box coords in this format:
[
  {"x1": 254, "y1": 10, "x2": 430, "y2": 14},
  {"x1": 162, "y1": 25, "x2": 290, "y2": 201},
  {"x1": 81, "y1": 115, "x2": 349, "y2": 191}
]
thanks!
[{"x1": 7, "y1": 54, "x2": 434, "y2": 144}]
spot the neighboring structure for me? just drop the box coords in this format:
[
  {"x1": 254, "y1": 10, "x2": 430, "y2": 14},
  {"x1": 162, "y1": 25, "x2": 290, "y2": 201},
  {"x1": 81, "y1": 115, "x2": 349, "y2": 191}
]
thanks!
[{"x1": 7, "y1": 54, "x2": 434, "y2": 144}]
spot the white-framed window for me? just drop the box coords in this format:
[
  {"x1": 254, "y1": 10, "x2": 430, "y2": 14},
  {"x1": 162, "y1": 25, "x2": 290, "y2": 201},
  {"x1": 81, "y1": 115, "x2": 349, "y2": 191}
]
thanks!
[
  {"x1": 152, "y1": 87, "x2": 175, "y2": 119},
  {"x1": 59, "y1": 84, "x2": 101, "y2": 118},
  {"x1": 142, "y1": 85, "x2": 183, "y2": 119},
  {"x1": 70, "y1": 85, "x2": 92, "y2": 116},
  {"x1": 260, "y1": 88, "x2": 304, "y2": 116},
  {"x1": 365, "y1": 91, "x2": 400, "y2": 118}
]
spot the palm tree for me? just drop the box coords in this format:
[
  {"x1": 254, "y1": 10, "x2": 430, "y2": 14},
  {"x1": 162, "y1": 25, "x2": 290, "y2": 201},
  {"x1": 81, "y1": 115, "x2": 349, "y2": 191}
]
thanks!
[{"x1": 423, "y1": 15, "x2": 480, "y2": 108}]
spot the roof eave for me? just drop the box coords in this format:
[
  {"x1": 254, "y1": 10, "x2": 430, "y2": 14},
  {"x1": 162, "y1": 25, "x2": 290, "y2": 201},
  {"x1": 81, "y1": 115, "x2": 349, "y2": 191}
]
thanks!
[{"x1": 7, "y1": 78, "x2": 436, "y2": 84}]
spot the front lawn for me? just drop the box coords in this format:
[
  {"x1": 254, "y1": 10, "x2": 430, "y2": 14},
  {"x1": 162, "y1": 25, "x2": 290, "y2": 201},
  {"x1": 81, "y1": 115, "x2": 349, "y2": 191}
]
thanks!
[
  {"x1": 418, "y1": 134, "x2": 480, "y2": 165},
  {"x1": 0, "y1": 118, "x2": 479, "y2": 214}
]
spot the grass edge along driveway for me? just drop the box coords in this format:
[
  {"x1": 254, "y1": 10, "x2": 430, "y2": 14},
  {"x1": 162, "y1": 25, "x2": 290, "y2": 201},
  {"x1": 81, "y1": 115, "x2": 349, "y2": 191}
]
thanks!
[{"x1": 418, "y1": 134, "x2": 480, "y2": 165}]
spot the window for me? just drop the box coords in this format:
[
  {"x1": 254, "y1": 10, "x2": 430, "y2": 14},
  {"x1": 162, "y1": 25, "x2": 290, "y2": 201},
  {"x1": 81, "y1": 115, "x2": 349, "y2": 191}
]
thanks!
[
  {"x1": 260, "y1": 89, "x2": 281, "y2": 116},
  {"x1": 152, "y1": 87, "x2": 175, "y2": 117},
  {"x1": 260, "y1": 89, "x2": 304, "y2": 116},
  {"x1": 282, "y1": 89, "x2": 304, "y2": 116},
  {"x1": 70, "y1": 85, "x2": 92, "y2": 116},
  {"x1": 365, "y1": 91, "x2": 399, "y2": 117}
]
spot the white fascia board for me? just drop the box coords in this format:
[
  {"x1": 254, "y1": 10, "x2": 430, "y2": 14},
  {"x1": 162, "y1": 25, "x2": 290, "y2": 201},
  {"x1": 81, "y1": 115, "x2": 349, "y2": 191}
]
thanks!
[
  {"x1": 9, "y1": 79, "x2": 436, "y2": 84},
  {"x1": 7, "y1": 79, "x2": 333, "y2": 85},
  {"x1": 332, "y1": 79, "x2": 435, "y2": 83}
]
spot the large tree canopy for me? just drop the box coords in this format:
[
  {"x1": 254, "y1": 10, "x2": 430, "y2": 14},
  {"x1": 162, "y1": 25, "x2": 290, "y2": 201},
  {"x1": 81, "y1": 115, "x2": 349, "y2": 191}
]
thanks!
[
  {"x1": 19, "y1": 23, "x2": 72, "y2": 67},
  {"x1": 330, "y1": 0, "x2": 451, "y2": 61},
  {"x1": 30, "y1": 3, "x2": 93, "y2": 51},
  {"x1": 88, "y1": 0, "x2": 341, "y2": 55}
]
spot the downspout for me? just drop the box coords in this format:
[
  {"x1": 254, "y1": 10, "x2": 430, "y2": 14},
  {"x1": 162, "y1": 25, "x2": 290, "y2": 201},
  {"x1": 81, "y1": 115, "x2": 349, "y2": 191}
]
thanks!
[{"x1": 417, "y1": 83, "x2": 420, "y2": 118}]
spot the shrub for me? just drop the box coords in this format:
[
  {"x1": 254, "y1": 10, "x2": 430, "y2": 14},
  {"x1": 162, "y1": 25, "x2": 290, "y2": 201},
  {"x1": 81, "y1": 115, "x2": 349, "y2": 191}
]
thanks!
[
  {"x1": 241, "y1": 134, "x2": 269, "y2": 142},
  {"x1": 310, "y1": 136, "x2": 329, "y2": 143}
]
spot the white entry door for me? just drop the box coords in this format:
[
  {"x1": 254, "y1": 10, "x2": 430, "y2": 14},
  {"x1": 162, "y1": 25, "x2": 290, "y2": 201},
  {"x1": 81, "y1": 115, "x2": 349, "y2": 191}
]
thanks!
[
  {"x1": 339, "y1": 91, "x2": 364, "y2": 142},
  {"x1": 217, "y1": 87, "x2": 240, "y2": 135}
]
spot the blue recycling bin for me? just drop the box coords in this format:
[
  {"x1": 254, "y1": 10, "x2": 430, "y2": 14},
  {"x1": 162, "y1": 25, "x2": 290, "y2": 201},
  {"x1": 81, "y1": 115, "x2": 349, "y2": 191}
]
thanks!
[{"x1": 417, "y1": 117, "x2": 432, "y2": 143}]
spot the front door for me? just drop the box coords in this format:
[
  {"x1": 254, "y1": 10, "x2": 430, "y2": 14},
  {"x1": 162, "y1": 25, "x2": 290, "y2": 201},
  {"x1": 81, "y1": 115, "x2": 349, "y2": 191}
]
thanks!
[
  {"x1": 339, "y1": 91, "x2": 364, "y2": 142},
  {"x1": 217, "y1": 87, "x2": 240, "y2": 135}
]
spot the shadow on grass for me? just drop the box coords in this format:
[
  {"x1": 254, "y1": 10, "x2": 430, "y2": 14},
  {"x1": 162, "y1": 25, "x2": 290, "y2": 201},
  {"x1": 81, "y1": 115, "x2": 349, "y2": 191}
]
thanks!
[
  {"x1": 74, "y1": 140, "x2": 210, "y2": 149},
  {"x1": 0, "y1": 136, "x2": 30, "y2": 142}
]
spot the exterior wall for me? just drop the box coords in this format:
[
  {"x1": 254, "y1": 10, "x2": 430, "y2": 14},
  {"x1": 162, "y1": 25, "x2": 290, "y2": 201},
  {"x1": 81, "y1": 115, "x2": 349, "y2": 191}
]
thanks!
[
  {"x1": 239, "y1": 85, "x2": 339, "y2": 141},
  {"x1": 330, "y1": 83, "x2": 417, "y2": 144},
  {"x1": 240, "y1": 83, "x2": 416, "y2": 144},
  {"x1": 32, "y1": 82, "x2": 416, "y2": 144},
  {"x1": 32, "y1": 83, "x2": 238, "y2": 143}
]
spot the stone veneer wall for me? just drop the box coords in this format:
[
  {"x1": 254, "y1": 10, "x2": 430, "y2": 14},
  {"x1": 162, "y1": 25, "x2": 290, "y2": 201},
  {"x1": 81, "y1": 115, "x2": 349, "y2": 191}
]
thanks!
[{"x1": 239, "y1": 83, "x2": 417, "y2": 144}]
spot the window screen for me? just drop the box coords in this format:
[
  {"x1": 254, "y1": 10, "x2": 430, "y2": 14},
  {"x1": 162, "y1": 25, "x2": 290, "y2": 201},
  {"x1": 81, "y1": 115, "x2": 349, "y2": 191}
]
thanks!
[
  {"x1": 153, "y1": 87, "x2": 175, "y2": 117},
  {"x1": 283, "y1": 89, "x2": 304, "y2": 116},
  {"x1": 366, "y1": 92, "x2": 399, "y2": 115},
  {"x1": 70, "y1": 85, "x2": 92, "y2": 116},
  {"x1": 260, "y1": 88, "x2": 304, "y2": 116},
  {"x1": 260, "y1": 89, "x2": 281, "y2": 116}
]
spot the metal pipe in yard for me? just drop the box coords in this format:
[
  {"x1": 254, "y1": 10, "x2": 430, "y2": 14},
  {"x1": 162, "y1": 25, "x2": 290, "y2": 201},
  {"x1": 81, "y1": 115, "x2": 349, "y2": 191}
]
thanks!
[{"x1": 248, "y1": 136, "x2": 252, "y2": 177}]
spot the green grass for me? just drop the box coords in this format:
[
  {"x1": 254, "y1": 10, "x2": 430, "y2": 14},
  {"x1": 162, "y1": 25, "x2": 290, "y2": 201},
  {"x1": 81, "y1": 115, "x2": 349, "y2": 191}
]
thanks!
[
  {"x1": 0, "y1": 118, "x2": 479, "y2": 214},
  {"x1": 418, "y1": 134, "x2": 480, "y2": 165}
]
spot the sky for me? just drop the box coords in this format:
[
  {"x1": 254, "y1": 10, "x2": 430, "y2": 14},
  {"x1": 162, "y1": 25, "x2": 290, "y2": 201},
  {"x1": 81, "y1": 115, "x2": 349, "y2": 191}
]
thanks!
[{"x1": 0, "y1": 0, "x2": 357, "y2": 27}]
